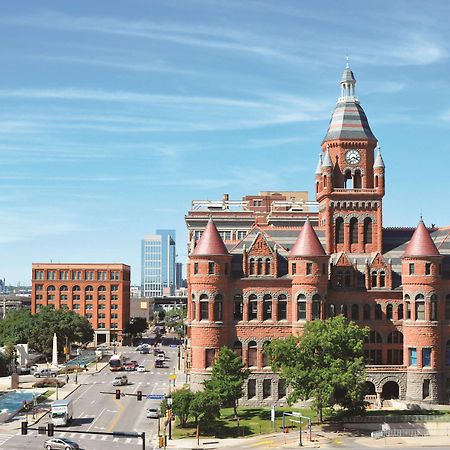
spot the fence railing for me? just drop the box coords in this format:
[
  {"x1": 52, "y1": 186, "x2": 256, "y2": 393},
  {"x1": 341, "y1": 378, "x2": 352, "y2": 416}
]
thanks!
[{"x1": 345, "y1": 414, "x2": 450, "y2": 423}]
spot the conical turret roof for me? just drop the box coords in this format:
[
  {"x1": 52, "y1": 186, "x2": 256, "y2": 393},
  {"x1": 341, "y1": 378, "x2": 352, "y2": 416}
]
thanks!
[
  {"x1": 290, "y1": 219, "x2": 326, "y2": 257},
  {"x1": 403, "y1": 220, "x2": 440, "y2": 257},
  {"x1": 373, "y1": 146, "x2": 385, "y2": 169},
  {"x1": 192, "y1": 219, "x2": 229, "y2": 256},
  {"x1": 315, "y1": 154, "x2": 323, "y2": 175}
]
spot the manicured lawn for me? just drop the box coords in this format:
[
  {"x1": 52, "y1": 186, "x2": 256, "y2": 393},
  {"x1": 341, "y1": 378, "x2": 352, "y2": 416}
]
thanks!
[{"x1": 172, "y1": 406, "x2": 315, "y2": 439}]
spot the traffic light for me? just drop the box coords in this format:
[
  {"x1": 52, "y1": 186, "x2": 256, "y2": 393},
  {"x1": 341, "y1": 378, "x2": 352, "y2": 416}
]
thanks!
[
  {"x1": 115, "y1": 389, "x2": 121, "y2": 399},
  {"x1": 21, "y1": 421, "x2": 27, "y2": 435},
  {"x1": 137, "y1": 390, "x2": 142, "y2": 401},
  {"x1": 47, "y1": 423, "x2": 54, "y2": 437}
]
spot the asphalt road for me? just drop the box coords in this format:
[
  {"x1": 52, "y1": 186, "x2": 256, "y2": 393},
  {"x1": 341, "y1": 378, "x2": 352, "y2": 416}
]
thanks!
[{"x1": 5, "y1": 343, "x2": 181, "y2": 450}]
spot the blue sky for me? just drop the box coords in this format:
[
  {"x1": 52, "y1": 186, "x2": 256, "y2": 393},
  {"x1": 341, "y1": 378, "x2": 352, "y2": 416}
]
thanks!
[{"x1": 1, "y1": 0, "x2": 450, "y2": 285}]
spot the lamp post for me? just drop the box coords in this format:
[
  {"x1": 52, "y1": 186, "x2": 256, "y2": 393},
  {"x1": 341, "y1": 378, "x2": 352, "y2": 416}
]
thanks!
[{"x1": 167, "y1": 396, "x2": 173, "y2": 440}]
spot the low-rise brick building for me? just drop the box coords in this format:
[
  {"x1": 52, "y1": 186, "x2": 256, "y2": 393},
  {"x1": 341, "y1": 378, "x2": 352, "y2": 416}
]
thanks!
[
  {"x1": 31, "y1": 263, "x2": 130, "y2": 345},
  {"x1": 186, "y1": 65, "x2": 450, "y2": 406}
]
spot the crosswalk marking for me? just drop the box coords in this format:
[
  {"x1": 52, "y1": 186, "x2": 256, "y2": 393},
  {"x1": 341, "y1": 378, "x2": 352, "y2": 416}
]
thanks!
[{"x1": 0, "y1": 434, "x2": 13, "y2": 446}]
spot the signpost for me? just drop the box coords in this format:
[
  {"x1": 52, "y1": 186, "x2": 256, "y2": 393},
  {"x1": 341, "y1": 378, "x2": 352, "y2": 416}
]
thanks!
[{"x1": 146, "y1": 394, "x2": 165, "y2": 400}]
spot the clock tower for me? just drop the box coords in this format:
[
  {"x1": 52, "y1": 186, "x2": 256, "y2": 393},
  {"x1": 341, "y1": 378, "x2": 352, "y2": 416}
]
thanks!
[{"x1": 315, "y1": 64, "x2": 385, "y2": 254}]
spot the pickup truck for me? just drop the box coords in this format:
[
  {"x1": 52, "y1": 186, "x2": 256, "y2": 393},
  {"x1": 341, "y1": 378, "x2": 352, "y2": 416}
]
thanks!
[{"x1": 34, "y1": 368, "x2": 58, "y2": 378}]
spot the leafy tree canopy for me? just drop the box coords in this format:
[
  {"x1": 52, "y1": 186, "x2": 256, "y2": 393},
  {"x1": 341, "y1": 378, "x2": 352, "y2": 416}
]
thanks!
[
  {"x1": 124, "y1": 317, "x2": 148, "y2": 337},
  {"x1": 0, "y1": 309, "x2": 33, "y2": 346},
  {"x1": 189, "y1": 390, "x2": 220, "y2": 426},
  {"x1": 204, "y1": 346, "x2": 250, "y2": 416},
  {"x1": 267, "y1": 315, "x2": 368, "y2": 421},
  {"x1": 171, "y1": 387, "x2": 194, "y2": 427}
]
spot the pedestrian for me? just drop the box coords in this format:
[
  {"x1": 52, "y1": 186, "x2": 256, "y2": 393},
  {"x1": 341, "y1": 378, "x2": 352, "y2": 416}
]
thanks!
[{"x1": 66, "y1": 374, "x2": 69, "y2": 384}]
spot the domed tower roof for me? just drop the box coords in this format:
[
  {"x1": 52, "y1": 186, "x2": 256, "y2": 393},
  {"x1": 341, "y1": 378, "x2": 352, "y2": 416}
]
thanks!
[
  {"x1": 192, "y1": 219, "x2": 229, "y2": 256},
  {"x1": 403, "y1": 220, "x2": 440, "y2": 257},
  {"x1": 322, "y1": 63, "x2": 377, "y2": 144},
  {"x1": 290, "y1": 219, "x2": 326, "y2": 257}
]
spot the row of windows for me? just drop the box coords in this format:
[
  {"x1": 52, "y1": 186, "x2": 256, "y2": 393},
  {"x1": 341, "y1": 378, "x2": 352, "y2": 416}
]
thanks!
[
  {"x1": 35, "y1": 270, "x2": 121, "y2": 281},
  {"x1": 249, "y1": 258, "x2": 272, "y2": 276},
  {"x1": 193, "y1": 262, "x2": 229, "y2": 275},
  {"x1": 37, "y1": 285, "x2": 119, "y2": 292},
  {"x1": 36, "y1": 295, "x2": 119, "y2": 302},
  {"x1": 335, "y1": 217, "x2": 372, "y2": 245},
  {"x1": 408, "y1": 262, "x2": 440, "y2": 276},
  {"x1": 194, "y1": 230, "x2": 247, "y2": 242}
]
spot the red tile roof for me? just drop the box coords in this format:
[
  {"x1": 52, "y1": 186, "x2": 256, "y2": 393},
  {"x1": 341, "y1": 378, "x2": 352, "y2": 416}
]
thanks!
[
  {"x1": 403, "y1": 220, "x2": 440, "y2": 257},
  {"x1": 289, "y1": 219, "x2": 326, "y2": 257},
  {"x1": 192, "y1": 219, "x2": 229, "y2": 256}
]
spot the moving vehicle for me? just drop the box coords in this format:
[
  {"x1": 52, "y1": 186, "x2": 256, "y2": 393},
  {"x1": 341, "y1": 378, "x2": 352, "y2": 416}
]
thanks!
[
  {"x1": 154, "y1": 359, "x2": 164, "y2": 368},
  {"x1": 51, "y1": 399, "x2": 74, "y2": 426},
  {"x1": 112, "y1": 374, "x2": 128, "y2": 386},
  {"x1": 140, "y1": 347, "x2": 149, "y2": 354},
  {"x1": 43, "y1": 437, "x2": 79, "y2": 449},
  {"x1": 109, "y1": 354, "x2": 124, "y2": 371},
  {"x1": 34, "y1": 368, "x2": 58, "y2": 378},
  {"x1": 136, "y1": 365, "x2": 145, "y2": 372},
  {"x1": 123, "y1": 361, "x2": 136, "y2": 371},
  {"x1": 146, "y1": 407, "x2": 160, "y2": 419},
  {"x1": 156, "y1": 352, "x2": 165, "y2": 361}
]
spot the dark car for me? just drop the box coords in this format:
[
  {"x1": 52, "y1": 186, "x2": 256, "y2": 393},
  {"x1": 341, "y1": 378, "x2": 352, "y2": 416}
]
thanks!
[{"x1": 154, "y1": 359, "x2": 164, "y2": 368}]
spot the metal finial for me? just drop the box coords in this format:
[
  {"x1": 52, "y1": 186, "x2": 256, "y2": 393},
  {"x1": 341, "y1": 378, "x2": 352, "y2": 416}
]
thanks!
[{"x1": 346, "y1": 55, "x2": 349, "y2": 68}]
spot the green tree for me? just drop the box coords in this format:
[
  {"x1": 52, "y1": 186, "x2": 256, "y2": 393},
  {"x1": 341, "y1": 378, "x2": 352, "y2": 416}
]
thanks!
[
  {"x1": 28, "y1": 307, "x2": 94, "y2": 357},
  {"x1": 204, "y1": 346, "x2": 250, "y2": 416},
  {"x1": 171, "y1": 387, "x2": 194, "y2": 427},
  {"x1": 0, "y1": 353, "x2": 9, "y2": 377},
  {"x1": 189, "y1": 390, "x2": 220, "y2": 431},
  {"x1": 124, "y1": 317, "x2": 148, "y2": 338},
  {"x1": 267, "y1": 315, "x2": 368, "y2": 421},
  {"x1": 0, "y1": 309, "x2": 33, "y2": 346}
]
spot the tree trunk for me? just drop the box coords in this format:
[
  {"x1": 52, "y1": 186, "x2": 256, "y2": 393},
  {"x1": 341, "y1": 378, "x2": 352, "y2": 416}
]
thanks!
[{"x1": 233, "y1": 400, "x2": 238, "y2": 417}]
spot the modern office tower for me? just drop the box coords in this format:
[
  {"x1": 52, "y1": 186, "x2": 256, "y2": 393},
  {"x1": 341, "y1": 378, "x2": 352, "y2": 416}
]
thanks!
[
  {"x1": 31, "y1": 263, "x2": 131, "y2": 345},
  {"x1": 141, "y1": 230, "x2": 176, "y2": 297},
  {"x1": 176, "y1": 262, "x2": 184, "y2": 289}
]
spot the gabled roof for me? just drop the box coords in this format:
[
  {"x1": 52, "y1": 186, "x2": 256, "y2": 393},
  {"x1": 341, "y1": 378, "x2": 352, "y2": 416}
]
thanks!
[
  {"x1": 289, "y1": 219, "x2": 326, "y2": 257},
  {"x1": 403, "y1": 220, "x2": 440, "y2": 258},
  {"x1": 192, "y1": 218, "x2": 229, "y2": 256}
]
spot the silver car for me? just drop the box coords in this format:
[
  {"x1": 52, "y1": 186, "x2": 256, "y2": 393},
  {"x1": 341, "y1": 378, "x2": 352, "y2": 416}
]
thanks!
[{"x1": 43, "y1": 437, "x2": 79, "y2": 450}]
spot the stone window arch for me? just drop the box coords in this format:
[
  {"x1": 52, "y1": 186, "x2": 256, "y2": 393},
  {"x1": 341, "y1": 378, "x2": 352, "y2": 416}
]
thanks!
[
  {"x1": 265, "y1": 258, "x2": 271, "y2": 275},
  {"x1": 263, "y1": 294, "x2": 272, "y2": 321},
  {"x1": 379, "y1": 271, "x2": 386, "y2": 288},
  {"x1": 249, "y1": 258, "x2": 255, "y2": 275},
  {"x1": 415, "y1": 294, "x2": 425, "y2": 320},
  {"x1": 363, "y1": 217, "x2": 373, "y2": 244},
  {"x1": 354, "y1": 169, "x2": 362, "y2": 188},
  {"x1": 214, "y1": 293, "x2": 223, "y2": 321},
  {"x1": 72, "y1": 285, "x2": 81, "y2": 292},
  {"x1": 262, "y1": 341, "x2": 271, "y2": 367},
  {"x1": 200, "y1": 294, "x2": 209, "y2": 321},
  {"x1": 60, "y1": 285, "x2": 68, "y2": 292},
  {"x1": 430, "y1": 294, "x2": 438, "y2": 321},
  {"x1": 248, "y1": 294, "x2": 258, "y2": 320},
  {"x1": 398, "y1": 303, "x2": 404, "y2": 320},
  {"x1": 98, "y1": 285, "x2": 106, "y2": 292},
  {"x1": 277, "y1": 294, "x2": 287, "y2": 320},
  {"x1": 387, "y1": 331, "x2": 403, "y2": 344},
  {"x1": 257, "y1": 259, "x2": 263, "y2": 275},
  {"x1": 335, "y1": 217, "x2": 344, "y2": 244},
  {"x1": 386, "y1": 304, "x2": 393, "y2": 320},
  {"x1": 85, "y1": 285, "x2": 94, "y2": 292},
  {"x1": 371, "y1": 271, "x2": 377, "y2": 288},
  {"x1": 350, "y1": 217, "x2": 358, "y2": 244},
  {"x1": 375, "y1": 303, "x2": 382, "y2": 320},
  {"x1": 233, "y1": 294, "x2": 243, "y2": 321},
  {"x1": 47, "y1": 285, "x2": 55, "y2": 292},
  {"x1": 405, "y1": 294, "x2": 411, "y2": 319},
  {"x1": 344, "y1": 169, "x2": 352, "y2": 189},
  {"x1": 312, "y1": 294, "x2": 321, "y2": 320},
  {"x1": 351, "y1": 304, "x2": 359, "y2": 321}
]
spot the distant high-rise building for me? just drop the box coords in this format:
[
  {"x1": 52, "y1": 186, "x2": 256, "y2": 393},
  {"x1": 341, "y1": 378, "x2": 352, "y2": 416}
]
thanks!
[
  {"x1": 176, "y1": 262, "x2": 183, "y2": 289},
  {"x1": 141, "y1": 230, "x2": 176, "y2": 297}
]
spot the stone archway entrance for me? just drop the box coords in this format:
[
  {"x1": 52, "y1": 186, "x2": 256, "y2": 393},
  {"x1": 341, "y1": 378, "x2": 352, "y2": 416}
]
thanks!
[
  {"x1": 364, "y1": 381, "x2": 376, "y2": 396},
  {"x1": 382, "y1": 381, "x2": 399, "y2": 400}
]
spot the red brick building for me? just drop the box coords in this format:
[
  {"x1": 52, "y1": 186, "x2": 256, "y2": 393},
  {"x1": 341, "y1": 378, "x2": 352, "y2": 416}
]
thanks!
[
  {"x1": 31, "y1": 263, "x2": 131, "y2": 345},
  {"x1": 186, "y1": 65, "x2": 450, "y2": 405}
]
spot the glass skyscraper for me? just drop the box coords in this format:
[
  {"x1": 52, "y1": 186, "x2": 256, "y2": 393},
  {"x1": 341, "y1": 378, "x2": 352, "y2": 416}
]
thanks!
[{"x1": 141, "y1": 229, "x2": 176, "y2": 297}]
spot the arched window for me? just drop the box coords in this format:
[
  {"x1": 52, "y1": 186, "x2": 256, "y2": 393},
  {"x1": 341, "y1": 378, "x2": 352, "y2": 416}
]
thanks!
[
  {"x1": 98, "y1": 285, "x2": 106, "y2": 292},
  {"x1": 351, "y1": 304, "x2": 359, "y2": 320},
  {"x1": 398, "y1": 303, "x2": 404, "y2": 320},
  {"x1": 263, "y1": 294, "x2": 272, "y2": 321},
  {"x1": 375, "y1": 304, "x2": 382, "y2": 320},
  {"x1": 233, "y1": 341, "x2": 242, "y2": 358},
  {"x1": 446, "y1": 295, "x2": 450, "y2": 320},
  {"x1": 257, "y1": 259, "x2": 263, "y2": 275},
  {"x1": 335, "y1": 217, "x2": 344, "y2": 244},
  {"x1": 371, "y1": 271, "x2": 377, "y2": 288},
  {"x1": 328, "y1": 304, "x2": 336, "y2": 318},
  {"x1": 60, "y1": 285, "x2": 68, "y2": 292},
  {"x1": 431, "y1": 294, "x2": 438, "y2": 321},
  {"x1": 380, "y1": 271, "x2": 386, "y2": 288},
  {"x1": 366, "y1": 330, "x2": 382, "y2": 344},
  {"x1": 354, "y1": 170, "x2": 362, "y2": 189},
  {"x1": 200, "y1": 294, "x2": 209, "y2": 321},
  {"x1": 386, "y1": 304, "x2": 393, "y2": 320},
  {"x1": 350, "y1": 218, "x2": 358, "y2": 244},
  {"x1": 297, "y1": 294, "x2": 306, "y2": 320},
  {"x1": 248, "y1": 294, "x2": 258, "y2": 320},
  {"x1": 214, "y1": 294, "x2": 223, "y2": 321},
  {"x1": 47, "y1": 285, "x2": 55, "y2": 291},
  {"x1": 387, "y1": 331, "x2": 403, "y2": 344},
  {"x1": 85, "y1": 285, "x2": 93, "y2": 292},
  {"x1": 336, "y1": 270, "x2": 343, "y2": 288},
  {"x1": 363, "y1": 304, "x2": 371, "y2": 320},
  {"x1": 415, "y1": 294, "x2": 425, "y2": 320},
  {"x1": 191, "y1": 294, "x2": 196, "y2": 321},
  {"x1": 312, "y1": 294, "x2": 321, "y2": 320},
  {"x1": 265, "y1": 258, "x2": 271, "y2": 275},
  {"x1": 363, "y1": 218, "x2": 373, "y2": 244},
  {"x1": 262, "y1": 341, "x2": 271, "y2": 367},
  {"x1": 277, "y1": 294, "x2": 287, "y2": 320},
  {"x1": 316, "y1": 181, "x2": 319, "y2": 194},
  {"x1": 249, "y1": 259, "x2": 255, "y2": 275},
  {"x1": 72, "y1": 285, "x2": 80, "y2": 292},
  {"x1": 340, "y1": 304, "x2": 347, "y2": 318},
  {"x1": 234, "y1": 294, "x2": 243, "y2": 321},
  {"x1": 344, "y1": 169, "x2": 352, "y2": 189},
  {"x1": 248, "y1": 341, "x2": 257, "y2": 367},
  {"x1": 375, "y1": 175, "x2": 379, "y2": 188}
]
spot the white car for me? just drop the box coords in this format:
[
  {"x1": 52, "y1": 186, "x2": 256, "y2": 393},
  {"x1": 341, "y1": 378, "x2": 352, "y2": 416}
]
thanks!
[
  {"x1": 112, "y1": 375, "x2": 128, "y2": 386},
  {"x1": 146, "y1": 407, "x2": 160, "y2": 419},
  {"x1": 156, "y1": 353, "x2": 165, "y2": 361},
  {"x1": 136, "y1": 365, "x2": 146, "y2": 372}
]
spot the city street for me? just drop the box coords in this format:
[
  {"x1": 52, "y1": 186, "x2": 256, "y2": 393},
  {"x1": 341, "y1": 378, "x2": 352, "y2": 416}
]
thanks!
[{"x1": 3, "y1": 343, "x2": 182, "y2": 449}]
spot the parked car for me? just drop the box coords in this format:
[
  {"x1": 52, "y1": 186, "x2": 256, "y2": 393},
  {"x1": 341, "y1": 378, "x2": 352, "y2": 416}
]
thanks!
[
  {"x1": 154, "y1": 359, "x2": 164, "y2": 368},
  {"x1": 34, "y1": 369, "x2": 58, "y2": 378},
  {"x1": 43, "y1": 437, "x2": 79, "y2": 449},
  {"x1": 112, "y1": 375, "x2": 128, "y2": 386},
  {"x1": 136, "y1": 365, "x2": 146, "y2": 372},
  {"x1": 146, "y1": 407, "x2": 160, "y2": 419}
]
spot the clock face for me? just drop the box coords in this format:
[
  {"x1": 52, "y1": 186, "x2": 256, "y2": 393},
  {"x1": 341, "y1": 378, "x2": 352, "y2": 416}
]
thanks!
[{"x1": 345, "y1": 149, "x2": 361, "y2": 165}]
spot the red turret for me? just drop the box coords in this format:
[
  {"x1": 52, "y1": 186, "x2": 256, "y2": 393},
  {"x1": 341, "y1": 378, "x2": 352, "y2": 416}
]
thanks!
[
  {"x1": 403, "y1": 220, "x2": 440, "y2": 257},
  {"x1": 290, "y1": 219, "x2": 326, "y2": 257},
  {"x1": 193, "y1": 218, "x2": 229, "y2": 256}
]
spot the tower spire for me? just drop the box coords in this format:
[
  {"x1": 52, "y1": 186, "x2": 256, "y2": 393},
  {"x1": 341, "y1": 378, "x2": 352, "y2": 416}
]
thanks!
[{"x1": 339, "y1": 60, "x2": 357, "y2": 102}]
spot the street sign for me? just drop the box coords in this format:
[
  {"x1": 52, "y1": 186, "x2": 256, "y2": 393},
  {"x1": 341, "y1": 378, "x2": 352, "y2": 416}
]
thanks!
[
  {"x1": 146, "y1": 394, "x2": 165, "y2": 400},
  {"x1": 169, "y1": 344, "x2": 178, "y2": 348},
  {"x1": 169, "y1": 374, "x2": 177, "y2": 380}
]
